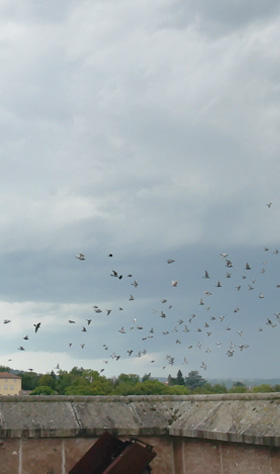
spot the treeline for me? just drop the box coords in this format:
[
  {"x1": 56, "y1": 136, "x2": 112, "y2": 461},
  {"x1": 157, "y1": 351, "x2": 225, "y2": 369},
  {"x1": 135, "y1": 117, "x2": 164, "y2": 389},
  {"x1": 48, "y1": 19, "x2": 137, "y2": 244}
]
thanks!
[
  {"x1": 167, "y1": 370, "x2": 280, "y2": 394},
  {"x1": 1, "y1": 366, "x2": 279, "y2": 395}
]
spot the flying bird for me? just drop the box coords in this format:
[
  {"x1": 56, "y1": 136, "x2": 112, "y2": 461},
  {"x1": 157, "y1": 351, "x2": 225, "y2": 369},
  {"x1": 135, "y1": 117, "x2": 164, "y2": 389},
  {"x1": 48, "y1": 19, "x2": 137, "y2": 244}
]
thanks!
[
  {"x1": 34, "y1": 323, "x2": 41, "y2": 333},
  {"x1": 75, "y1": 253, "x2": 85, "y2": 260}
]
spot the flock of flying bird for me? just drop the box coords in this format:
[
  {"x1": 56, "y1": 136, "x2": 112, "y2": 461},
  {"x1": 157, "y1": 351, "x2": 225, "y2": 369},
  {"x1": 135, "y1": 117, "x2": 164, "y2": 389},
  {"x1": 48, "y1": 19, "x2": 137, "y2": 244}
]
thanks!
[{"x1": 3, "y1": 202, "x2": 279, "y2": 375}]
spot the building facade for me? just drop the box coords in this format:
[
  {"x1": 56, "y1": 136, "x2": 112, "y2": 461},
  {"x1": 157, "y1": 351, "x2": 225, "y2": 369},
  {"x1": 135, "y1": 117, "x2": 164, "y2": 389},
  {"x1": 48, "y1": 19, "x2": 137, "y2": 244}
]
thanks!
[{"x1": 0, "y1": 372, "x2": 22, "y2": 395}]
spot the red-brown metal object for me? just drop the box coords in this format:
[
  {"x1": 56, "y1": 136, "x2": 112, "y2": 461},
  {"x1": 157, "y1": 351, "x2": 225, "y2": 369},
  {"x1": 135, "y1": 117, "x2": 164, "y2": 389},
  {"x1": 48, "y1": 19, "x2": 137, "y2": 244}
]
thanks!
[{"x1": 69, "y1": 432, "x2": 156, "y2": 474}]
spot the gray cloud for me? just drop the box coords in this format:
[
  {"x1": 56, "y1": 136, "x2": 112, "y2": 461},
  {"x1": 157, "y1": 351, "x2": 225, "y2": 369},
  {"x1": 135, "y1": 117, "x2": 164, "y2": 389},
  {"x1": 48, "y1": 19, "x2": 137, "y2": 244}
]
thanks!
[
  {"x1": 0, "y1": 1, "x2": 278, "y2": 378},
  {"x1": 163, "y1": 0, "x2": 280, "y2": 34}
]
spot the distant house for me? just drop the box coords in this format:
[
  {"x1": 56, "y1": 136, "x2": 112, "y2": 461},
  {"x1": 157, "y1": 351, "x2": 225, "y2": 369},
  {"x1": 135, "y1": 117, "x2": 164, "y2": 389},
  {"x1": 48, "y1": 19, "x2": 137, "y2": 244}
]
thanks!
[{"x1": 0, "y1": 372, "x2": 22, "y2": 395}]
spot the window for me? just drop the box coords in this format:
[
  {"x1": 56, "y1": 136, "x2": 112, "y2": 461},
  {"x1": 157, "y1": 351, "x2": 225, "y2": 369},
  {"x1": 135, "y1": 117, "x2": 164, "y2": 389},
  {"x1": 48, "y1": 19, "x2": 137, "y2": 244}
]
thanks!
[
  {"x1": 4, "y1": 385, "x2": 7, "y2": 390},
  {"x1": 10, "y1": 385, "x2": 14, "y2": 390}
]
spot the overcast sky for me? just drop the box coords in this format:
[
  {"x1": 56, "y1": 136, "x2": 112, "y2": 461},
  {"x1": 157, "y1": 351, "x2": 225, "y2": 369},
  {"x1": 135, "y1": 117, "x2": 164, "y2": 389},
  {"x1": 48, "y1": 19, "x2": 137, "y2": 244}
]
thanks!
[{"x1": 0, "y1": 0, "x2": 279, "y2": 380}]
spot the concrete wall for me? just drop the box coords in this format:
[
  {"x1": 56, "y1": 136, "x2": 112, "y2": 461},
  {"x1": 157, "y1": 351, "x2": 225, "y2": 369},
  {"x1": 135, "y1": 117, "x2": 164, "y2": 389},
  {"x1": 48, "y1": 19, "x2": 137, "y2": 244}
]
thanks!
[{"x1": 0, "y1": 393, "x2": 280, "y2": 473}]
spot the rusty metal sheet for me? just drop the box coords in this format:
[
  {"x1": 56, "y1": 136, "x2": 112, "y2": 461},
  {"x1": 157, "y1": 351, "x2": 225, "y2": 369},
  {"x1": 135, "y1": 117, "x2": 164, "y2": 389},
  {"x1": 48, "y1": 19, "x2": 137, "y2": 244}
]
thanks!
[
  {"x1": 102, "y1": 440, "x2": 156, "y2": 474},
  {"x1": 69, "y1": 432, "x2": 125, "y2": 474}
]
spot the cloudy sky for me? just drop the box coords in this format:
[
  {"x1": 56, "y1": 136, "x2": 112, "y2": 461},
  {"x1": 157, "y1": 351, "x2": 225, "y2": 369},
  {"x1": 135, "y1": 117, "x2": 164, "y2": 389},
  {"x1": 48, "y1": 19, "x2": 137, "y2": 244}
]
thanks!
[{"x1": 0, "y1": 0, "x2": 279, "y2": 380}]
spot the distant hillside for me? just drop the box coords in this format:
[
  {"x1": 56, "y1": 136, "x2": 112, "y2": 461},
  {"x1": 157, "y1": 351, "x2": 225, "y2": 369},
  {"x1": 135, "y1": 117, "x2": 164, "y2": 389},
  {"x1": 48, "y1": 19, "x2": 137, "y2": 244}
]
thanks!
[
  {"x1": 208, "y1": 378, "x2": 280, "y2": 389},
  {"x1": 156, "y1": 377, "x2": 280, "y2": 389}
]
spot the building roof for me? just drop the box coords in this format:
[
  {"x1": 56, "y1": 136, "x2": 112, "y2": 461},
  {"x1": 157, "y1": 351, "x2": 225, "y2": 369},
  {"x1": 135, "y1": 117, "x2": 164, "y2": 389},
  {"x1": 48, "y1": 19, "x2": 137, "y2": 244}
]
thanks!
[{"x1": 0, "y1": 372, "x2": 21, "y2": 379}]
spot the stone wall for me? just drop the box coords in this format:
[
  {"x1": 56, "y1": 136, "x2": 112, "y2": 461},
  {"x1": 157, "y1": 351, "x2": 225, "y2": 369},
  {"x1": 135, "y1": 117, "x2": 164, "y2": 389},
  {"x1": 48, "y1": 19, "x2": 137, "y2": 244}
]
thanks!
[{"x1": 0, "y1": 393, "x2": 280, "y2": 473}]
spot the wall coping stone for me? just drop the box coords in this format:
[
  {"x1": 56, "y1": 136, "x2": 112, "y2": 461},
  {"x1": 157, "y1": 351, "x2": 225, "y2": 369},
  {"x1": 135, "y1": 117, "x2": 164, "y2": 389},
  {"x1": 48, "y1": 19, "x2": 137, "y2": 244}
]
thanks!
[{"x1": 0, "y1": 394, "x2": 279, "y2": 446}]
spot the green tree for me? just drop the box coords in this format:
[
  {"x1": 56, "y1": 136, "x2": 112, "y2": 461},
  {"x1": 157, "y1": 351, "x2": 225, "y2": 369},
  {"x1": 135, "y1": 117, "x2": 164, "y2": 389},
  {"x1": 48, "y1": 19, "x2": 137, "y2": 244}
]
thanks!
[
  {"x1": 112, "y1": 383, "x2": 139, "y2": 395},
  {"x1": 67, "y1": 369, "x2": 114, "y2": 395},
  {"x1": 229, "y1": 385, "x2": 247, "y2": 393},
  {"x1": 0, "y1": 366, "x2": 11, "y2": 372},
  {"x1": 55, "y1": 371, "x2": 74, "y2": 395},
  {"x1": 132, "y1": 380, "x2": 168, "y2": 395},
  {"x1": 65, "y1": 385, "x2": 97, "y2": 395},
  {"x1": 185, "y1": 371, "x2": 207, "y2": 390},
  {"x1": 38, "y1": 374, "x2": 56, "y2": 390},
  {"x1": 176, "y1": 370, "x2": 185, "y2": 386},
  {"x1": 211, "y1": 383, "x2": 227, "y2": 394},
  {"x1": 167, "y1": 374, "x2": 176, "y2": 386},
  {"x1": 19, "y1": 371, "x2": 40, "y2": 391},
  {"x1": 115, "y1": 373, "x2": 140, "y2": 386},
  {"x1": 142, "y1": 373, "x2": 151, "y2": 382},
  {"x1": 166, "y1": 385, "x2": 191, "y2": 395},
  {"x1": 30, "y1": 386, "x2": 55, "y2": 395},
  {"x1": 252, "y1": 384, "x2": 274, "y2": 393}
]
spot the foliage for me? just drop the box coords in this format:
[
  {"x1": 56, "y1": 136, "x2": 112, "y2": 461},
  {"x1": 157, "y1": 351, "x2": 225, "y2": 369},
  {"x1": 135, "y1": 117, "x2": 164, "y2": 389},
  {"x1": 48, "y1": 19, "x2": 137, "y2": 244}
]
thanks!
[
  {"x1": 0, "y1": 366, "x2": 11, "y2": 372},
  {"x1": 210, "y1": 384, "x2": 228, "y2": 394},
  {"x1": 19, "y1": 371, "x2": 40, "y2": 391},
  {"x1": 142, "y1": 373, "x2": 151, "y2": 382},
  {"x1": 165, "y1": 385, "x2": 191, "y2": 395},
  {"x1": 175, "y1": 370, "x2": 185, "y2": 386},
  {"x1": 17, "y1": 366, "x2": 277, "y2": 396},
  {"x1": 229, "y1": 385, "x2": 247, "y2": 393},
  {"x1": 65, "y1": 385, "x2": 98, "y2": 395},
  {"x1": 30, "y1": 386, "x2": 56, "y2": 395},
  {"x1": 132, "y1": 380, "x2": 169, "y2": 395},
  {"x1": 232, "y1": 381, "x2": 246, "y2": 387},
  {"x1": 185, "y1": 371, "x2": 207, "y2": 390},
  {"x1": 115, "y1": 373, "x2": 140, "y2": 386},
  {"x1": 252, "y1": 384, "x2": 273, "y2": 393},
  {"x1": 167, "y1": 374, "x2": 176, "y2": 386},
  {"x1": 55, "y1": 371, "x2": 74, "y2": 395},
  {"x1": 112, "y1": 383, "x2": 139, "y2": 396},
  {"x1": 38, "y1": 374, "x2": 56, "y2": 390}
]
